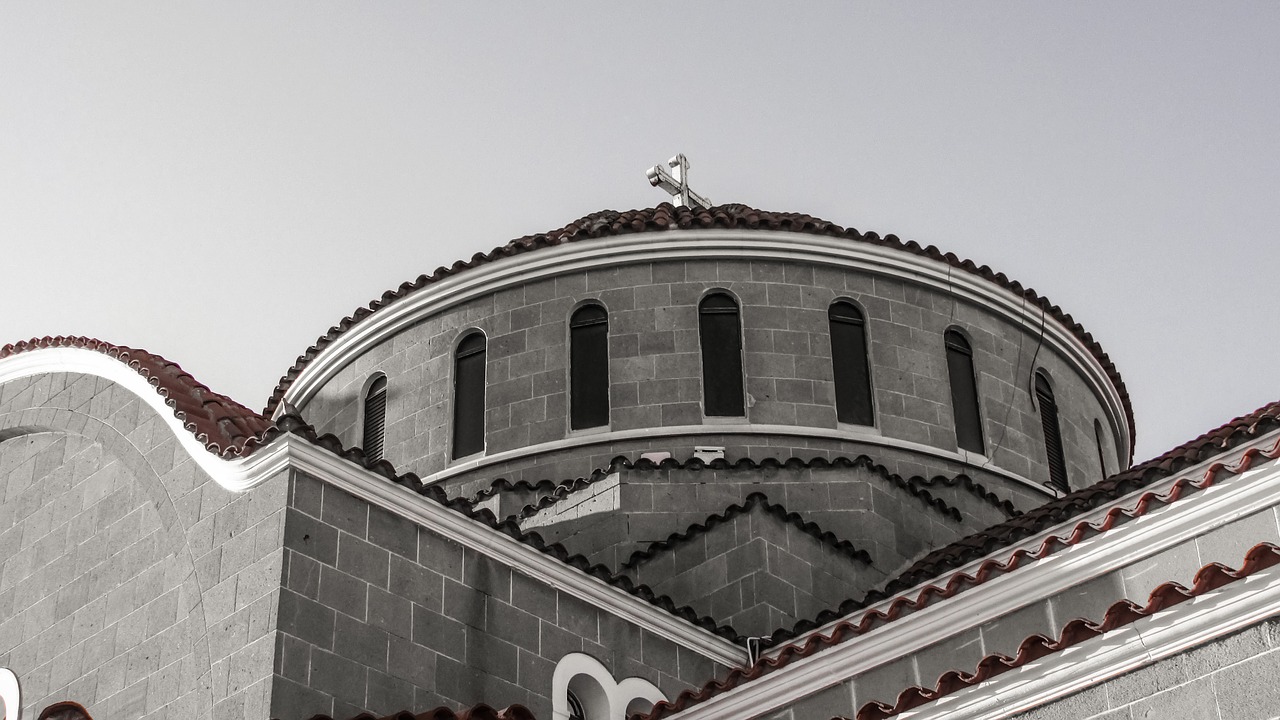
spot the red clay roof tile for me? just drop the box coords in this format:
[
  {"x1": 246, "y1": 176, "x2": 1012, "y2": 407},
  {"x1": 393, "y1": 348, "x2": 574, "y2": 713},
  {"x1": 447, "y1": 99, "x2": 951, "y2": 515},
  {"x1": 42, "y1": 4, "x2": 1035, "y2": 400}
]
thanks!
[{"x1": 0, "y1": 336, "x2": 278, "y2": 458}]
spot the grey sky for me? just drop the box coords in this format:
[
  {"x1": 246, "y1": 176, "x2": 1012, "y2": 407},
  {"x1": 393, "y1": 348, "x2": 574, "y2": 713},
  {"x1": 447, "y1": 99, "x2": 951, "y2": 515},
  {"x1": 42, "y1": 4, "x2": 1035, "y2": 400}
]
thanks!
[{"x1": 2, "y1": 2, "x2": 1277, "y2": 463}]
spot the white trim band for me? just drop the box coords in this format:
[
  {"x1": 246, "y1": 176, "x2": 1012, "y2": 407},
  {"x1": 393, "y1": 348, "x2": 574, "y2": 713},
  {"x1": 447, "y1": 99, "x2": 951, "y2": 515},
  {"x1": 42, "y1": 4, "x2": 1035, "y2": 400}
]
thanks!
[{"x1": 432, "y1": 421, "x2": 1051, "y2": 499}]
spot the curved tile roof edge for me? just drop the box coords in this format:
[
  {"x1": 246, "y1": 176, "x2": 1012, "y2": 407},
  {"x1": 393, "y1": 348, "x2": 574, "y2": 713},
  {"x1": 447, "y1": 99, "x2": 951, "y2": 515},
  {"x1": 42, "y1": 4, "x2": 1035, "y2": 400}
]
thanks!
[
  {"x1": 511, "y1": 454, "x2": 965, "y2": 525},
  {"x1": 640, "y1": 419, "x2": 1280, "y2": 718},
  {"x1": 0, "y1": 336, "x2": 278, "y2": 458},
  {"x1": 842, "y1": 541, "x2": 1280, "y2": 720},
  {"x1": 262, "y1": 203, "x2": 1134, "y2": 460},
  {"x1": 619, "y1": 492, "x2": 874, "y2": 571}
]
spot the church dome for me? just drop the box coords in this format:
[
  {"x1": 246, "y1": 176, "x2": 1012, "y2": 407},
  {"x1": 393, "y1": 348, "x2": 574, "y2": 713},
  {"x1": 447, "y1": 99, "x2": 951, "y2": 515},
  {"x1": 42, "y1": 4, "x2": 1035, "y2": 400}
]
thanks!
[{"x1": 272, "y1": 204, "x2": 1132, "y2": 509}]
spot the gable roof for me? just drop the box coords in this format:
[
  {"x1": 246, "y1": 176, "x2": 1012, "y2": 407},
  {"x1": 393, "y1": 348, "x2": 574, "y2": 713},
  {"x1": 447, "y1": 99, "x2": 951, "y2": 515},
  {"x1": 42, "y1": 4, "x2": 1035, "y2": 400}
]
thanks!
[{"x1": 261, "y1": 203, "x2": 1134, "y2": 459}]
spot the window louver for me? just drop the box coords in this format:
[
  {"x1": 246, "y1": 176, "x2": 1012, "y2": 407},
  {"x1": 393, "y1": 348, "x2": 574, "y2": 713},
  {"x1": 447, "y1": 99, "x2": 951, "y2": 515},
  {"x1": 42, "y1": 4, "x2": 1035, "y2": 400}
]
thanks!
[
  {"x1": 1036, "y1": 372, "x2": 1069, "y2": 493},
  {"x1": 829, "y1": 301, "x2": 874, "y2": 426},
  {"x1": 362, "y1": 375, "x2": 387, "y2": 463},
  {"x1": 698, "y1": 293, "x2": 745, "y2": 417},
  {"x1": 570, "y1": 304, "x2": 610, "y2": 430},
  {"x1": 945, "y1": 329, "x2": 985, "y2": 454}
]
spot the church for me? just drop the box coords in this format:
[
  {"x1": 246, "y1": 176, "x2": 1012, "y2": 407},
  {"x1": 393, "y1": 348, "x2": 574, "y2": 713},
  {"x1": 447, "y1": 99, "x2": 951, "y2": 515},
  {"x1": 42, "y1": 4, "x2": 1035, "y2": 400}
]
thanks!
[{"x1": 2, "y1": 162, "x2": 1279, "y2": 720}]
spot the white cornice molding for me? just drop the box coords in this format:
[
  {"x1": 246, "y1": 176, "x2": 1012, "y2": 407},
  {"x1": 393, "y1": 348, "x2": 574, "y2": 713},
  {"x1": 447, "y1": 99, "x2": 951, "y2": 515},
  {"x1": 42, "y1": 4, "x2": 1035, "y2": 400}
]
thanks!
[
  {"x1": 0, "y1": 347, "x2": 275, "y2": 492},
  {"x1": 902, "y1": 558, "x2": 1280, "y2": 719},
  {"x1": 431, "y1": 421, "x2": 1051, "y2": 499},
  {"x1": 281, "y1": 436, "x2": 748, "y2": 668},
  {"x1": 665, "y1": 434, "x2": 1280, "y2": 719},
  {"x1": 279, "y1": 230, "x2": 1132, "y2": 465}
]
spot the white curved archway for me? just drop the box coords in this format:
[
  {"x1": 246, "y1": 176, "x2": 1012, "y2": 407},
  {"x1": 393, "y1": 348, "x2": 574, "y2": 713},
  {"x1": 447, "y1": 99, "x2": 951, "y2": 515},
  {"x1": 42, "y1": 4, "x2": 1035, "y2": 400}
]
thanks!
[
  {"x1": 0, "y1": 668, "x2": 20, "y2": 720},
  {"x1": 551, "y1": 653, "x2": 666, "y2": 720}
]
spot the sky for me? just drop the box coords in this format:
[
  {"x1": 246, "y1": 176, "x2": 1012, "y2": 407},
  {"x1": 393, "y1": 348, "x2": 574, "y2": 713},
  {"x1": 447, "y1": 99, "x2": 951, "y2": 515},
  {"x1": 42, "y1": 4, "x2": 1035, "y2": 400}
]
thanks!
[{"x1": 1, "y1": 2, "x2": 1277, "y2": 464}]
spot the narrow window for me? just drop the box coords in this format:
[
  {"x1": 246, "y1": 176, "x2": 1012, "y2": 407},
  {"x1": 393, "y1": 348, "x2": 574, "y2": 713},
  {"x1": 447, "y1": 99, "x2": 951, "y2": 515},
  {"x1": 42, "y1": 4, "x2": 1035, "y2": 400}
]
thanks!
[
  {"x1": 828, "y1": 301, "x2": 874, "y2": 425},
  {"x1": 698, "y1": 293, "x2": 745, "y2": 416},
  {"x1": 452, "y1": 332, "x2": 486, "y2": 459},
  {"x1": 362, "y1": 375, "x2": 388, "y2": 462},
  {"x1": 1094, "y1": 419, "x2": 1109, "y2": 478},
  {"x1": 570, "y1": 304, "x2": 609, "y2": 430},
  {"x1": 945, "y1": 329, "x2": 984, "y2": 454},
  {"x1": 1036, "y1": 371, "x2": 1069, "y2": 492}
]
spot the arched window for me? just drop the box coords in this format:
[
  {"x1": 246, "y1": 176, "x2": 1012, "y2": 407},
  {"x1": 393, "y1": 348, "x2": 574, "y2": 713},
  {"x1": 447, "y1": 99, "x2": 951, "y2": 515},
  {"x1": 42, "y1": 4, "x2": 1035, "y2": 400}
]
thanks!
[
  {"x1": 1094, "y1": 419, "x2": 1109, "y2": 479},
  {"x1": 567, "y1": 691, "x2": 587, "y2": 720},
  {"x1": 698, "y1": 293, "x2": 745, "y2": 417},
  {"x1": 361, "y1": 374, "x2": 388, "y2": 463},
  {"x1": 828, "y1": 301, "x2": 874, "y2": 425},
  {"x1": 944, "y1": 329, "x2": 984, "y2": 454},
  {"x1": 1036, "y1": 371, "x2": 1069, "y2": 492},
  {"x1": 452, "y1": 332, "x2": 486, "y2": 459},
  {"x1": 570, "y1": 304, "x2": 609, "y2": 430}
]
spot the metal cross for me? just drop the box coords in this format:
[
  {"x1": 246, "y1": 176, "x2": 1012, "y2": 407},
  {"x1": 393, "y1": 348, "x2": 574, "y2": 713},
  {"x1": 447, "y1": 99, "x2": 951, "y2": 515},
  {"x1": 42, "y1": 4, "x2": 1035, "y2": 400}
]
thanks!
[{"x1": 646, "y1": 153, "x2": 711, "y2": 210}]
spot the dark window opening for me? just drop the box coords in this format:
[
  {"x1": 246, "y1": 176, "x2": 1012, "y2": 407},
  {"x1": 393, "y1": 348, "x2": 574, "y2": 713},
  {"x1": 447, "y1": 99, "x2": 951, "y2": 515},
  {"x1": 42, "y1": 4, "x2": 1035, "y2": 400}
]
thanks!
[
  {"x1": 362, "y1": 375, "x2": 387, "y2": 463},
  {"x1": 945, "y1": 329, "x2": 985, "y2": 454},
  {"x1": 829, "y1": 301, "x2": 874, "y2": 425},
  {"x1": 452, "y1": 332, "x2": 486, "y2": 459},
  {"x1": 570, "y1": 304, "x2": 610, "y2": 430},
  {"x1": 1094, "y1": 419, "x2": 1109, "y2": 479},
  {"x1": 698, "y1": 293, "x2": 745, "y2": 417},
  {"x1": 567, "y1": 691, "x2": 586, "y2": 720},
  {"x1": 1037, "y1": 371, "x2": 1069, "y2": 492}
]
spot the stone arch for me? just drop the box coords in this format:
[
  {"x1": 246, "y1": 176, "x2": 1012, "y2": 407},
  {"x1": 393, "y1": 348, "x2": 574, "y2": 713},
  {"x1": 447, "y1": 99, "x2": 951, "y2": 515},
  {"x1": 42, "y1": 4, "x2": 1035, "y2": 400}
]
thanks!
[{"x1": 551, "y1": 653, "x2": 665, "y2": 720}]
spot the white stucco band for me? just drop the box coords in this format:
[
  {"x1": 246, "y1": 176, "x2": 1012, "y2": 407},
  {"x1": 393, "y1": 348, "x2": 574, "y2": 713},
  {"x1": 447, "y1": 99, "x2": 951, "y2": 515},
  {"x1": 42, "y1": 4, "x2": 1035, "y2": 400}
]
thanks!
[{"x1": 278, "y1": 230, "x2": 1133, "y2": 466}]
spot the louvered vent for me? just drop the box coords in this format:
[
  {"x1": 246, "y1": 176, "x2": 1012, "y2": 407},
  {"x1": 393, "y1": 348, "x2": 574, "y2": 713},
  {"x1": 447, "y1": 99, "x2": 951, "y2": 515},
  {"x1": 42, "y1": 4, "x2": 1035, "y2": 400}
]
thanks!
[
  {"x1": 1036, "y1": 372, "x2": 1068, "y2": 493},
  {"x1": 363, "y1": 375, "x2": 387, "y2": 463}
]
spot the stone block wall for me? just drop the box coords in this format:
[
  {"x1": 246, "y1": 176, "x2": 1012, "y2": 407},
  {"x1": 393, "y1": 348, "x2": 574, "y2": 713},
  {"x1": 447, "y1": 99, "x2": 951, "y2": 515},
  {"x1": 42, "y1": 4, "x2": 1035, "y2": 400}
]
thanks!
[
  {"x1": 271, "y1": 473, "x2": 727, "y2": 720},
  {"x1": 528, "y1": 463, "x2": 969, "y2": 583},
  {"x1": 0, "y1": 372, "x2": 287, "y2": 720},
  {"x1": 623, "y1": 505, "x2": 883, "y2": 637},
  {"x1": 299, "y1": 253, "x2": 1123, "y2": 497}
]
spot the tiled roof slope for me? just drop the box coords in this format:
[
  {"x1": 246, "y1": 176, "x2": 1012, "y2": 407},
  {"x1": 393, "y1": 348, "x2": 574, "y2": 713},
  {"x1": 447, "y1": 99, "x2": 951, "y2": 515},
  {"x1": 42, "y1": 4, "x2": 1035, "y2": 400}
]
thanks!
[
  {"x1": 839, "y1": 541, "x2": 1280, "y2": 720},
  {"x1": 278, "y1": 703, "x2": 536, "y2": 720},
  {"x1": 262, "y1": 203, "x2": 1134, "y2": 456},
  {"x1": 639, "y1": 400, "x2": 1280, "y2": 718},
  {"x1": 0, "y1": 336, "x2": 277, "y2": 457},
  {"x1": 620, "y1": 492, "x2": 874, "y2": 570},
  {"x1": 891, "y1": 399, "x2": 1280, "y2": 592}
]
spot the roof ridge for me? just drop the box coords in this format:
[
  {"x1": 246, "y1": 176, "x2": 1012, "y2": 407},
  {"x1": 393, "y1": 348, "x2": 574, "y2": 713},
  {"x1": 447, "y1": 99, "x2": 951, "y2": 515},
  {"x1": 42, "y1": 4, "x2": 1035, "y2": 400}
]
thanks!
[
  {"x1": 271, "y1": 414, "x2": 749, "y2": 644},
  {"x1": 619, "y1": 492, "x2": 874, "y2": 571},
  {"x1": 0, "y1": 336, "x2": 277, "y2": 458},
  {"x1": 262, "y1": 203, "x2": 1134, "y2": 458},
  {"x1": 638, "y1": 429, "x2": 1280, "y2": 718},
  {"x1": 841, "y1": 541, "x2": 1280, "y2": 720}
]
